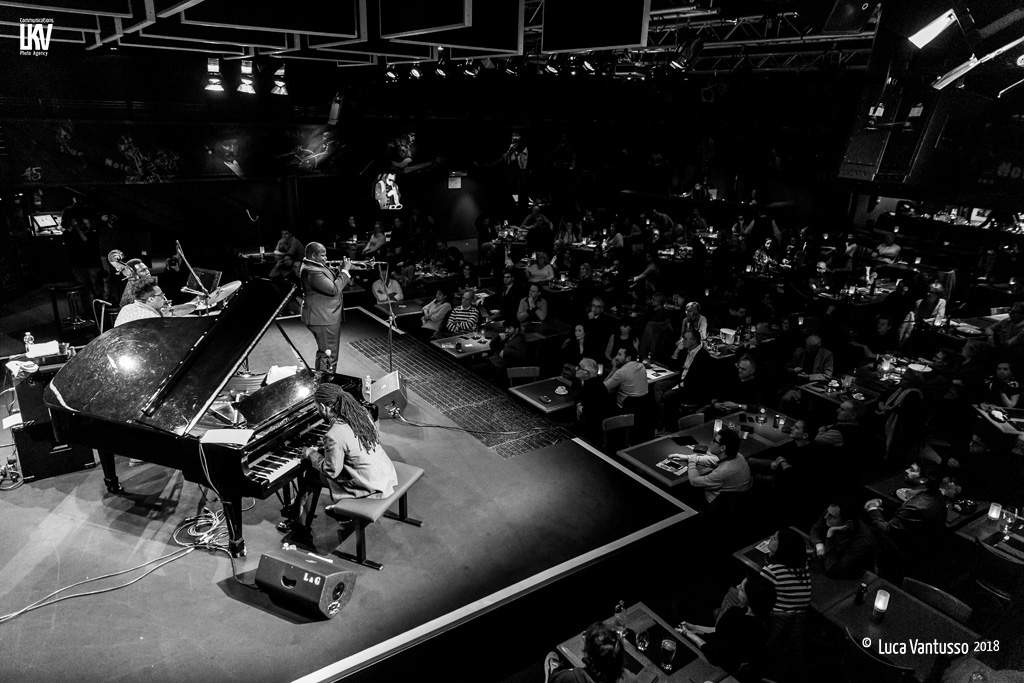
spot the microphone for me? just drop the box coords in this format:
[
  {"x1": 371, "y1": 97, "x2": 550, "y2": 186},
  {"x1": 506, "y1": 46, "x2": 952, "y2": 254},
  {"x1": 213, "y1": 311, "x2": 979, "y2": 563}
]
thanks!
[{"x1": 95, "y1": 299, "x2": 113, "y2": 307}]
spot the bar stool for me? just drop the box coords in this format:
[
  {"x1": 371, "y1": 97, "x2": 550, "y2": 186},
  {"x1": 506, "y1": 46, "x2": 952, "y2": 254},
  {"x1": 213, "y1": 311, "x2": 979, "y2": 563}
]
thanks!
[{"x1": 44, "y1": 282, "x2": 90, "y2": 331}]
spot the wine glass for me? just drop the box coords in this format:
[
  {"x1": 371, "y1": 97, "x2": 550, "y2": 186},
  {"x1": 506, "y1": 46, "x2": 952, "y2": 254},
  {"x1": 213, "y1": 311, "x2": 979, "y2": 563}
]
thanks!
[
  {"x1": 1003, "y1": 507, "x2": 1019, "y2": 541},
  {"x1": 635, "y1": 630, "x2": 649, "y2": 652}
]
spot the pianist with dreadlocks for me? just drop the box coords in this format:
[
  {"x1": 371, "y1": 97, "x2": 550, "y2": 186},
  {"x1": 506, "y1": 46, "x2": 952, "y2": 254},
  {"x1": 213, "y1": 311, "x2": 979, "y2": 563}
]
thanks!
[{"x1": 277, "y1": 383, "x2": 397, "y2": 541}]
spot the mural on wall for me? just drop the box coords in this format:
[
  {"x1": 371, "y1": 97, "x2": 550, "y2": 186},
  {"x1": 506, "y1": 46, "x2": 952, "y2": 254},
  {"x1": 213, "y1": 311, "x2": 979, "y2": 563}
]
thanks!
[{"x1": 3, "y1": 119, "x2": 355, "y2": 186}]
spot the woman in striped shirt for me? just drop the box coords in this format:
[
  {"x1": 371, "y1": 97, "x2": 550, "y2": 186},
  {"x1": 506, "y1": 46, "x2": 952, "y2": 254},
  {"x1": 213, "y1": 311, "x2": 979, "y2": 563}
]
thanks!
[{"x1": 760, "y1": 528, "x2": 812, "y2": 612}]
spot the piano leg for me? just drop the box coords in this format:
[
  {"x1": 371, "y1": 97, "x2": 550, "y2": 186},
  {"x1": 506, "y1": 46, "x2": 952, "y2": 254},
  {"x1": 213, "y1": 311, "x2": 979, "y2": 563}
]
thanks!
[
  {"x1": 98, "y1": 450, "x2": 124, "y2": 494},
  {"x1": 222, "y1": 496, "x2": 246, "y2": 557}
]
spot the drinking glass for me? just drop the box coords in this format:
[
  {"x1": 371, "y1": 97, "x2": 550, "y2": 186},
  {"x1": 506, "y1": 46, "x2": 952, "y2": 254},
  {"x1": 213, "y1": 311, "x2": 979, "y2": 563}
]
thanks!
[
  {"x1": 661, "y1": 639, "x2": 677, "y2": 671},
  {"x1": 635, "y1": 630, "x2": 649, "y2": 652},
  {"x1": 1003, "y1": 507, "x2": 1019, "y2": 540}
]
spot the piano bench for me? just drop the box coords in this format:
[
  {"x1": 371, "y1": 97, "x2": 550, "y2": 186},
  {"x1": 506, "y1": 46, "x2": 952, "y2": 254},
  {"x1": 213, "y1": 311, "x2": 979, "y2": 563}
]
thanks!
[{"x1": 324, "y1": 461, "x2": 424, "y2": 571}]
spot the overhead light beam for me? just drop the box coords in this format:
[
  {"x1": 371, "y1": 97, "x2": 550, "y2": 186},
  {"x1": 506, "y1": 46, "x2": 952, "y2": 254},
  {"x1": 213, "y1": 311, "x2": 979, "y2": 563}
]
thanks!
[{"x1": 909, "y1": 9, "x2": 958, "y2": 49}]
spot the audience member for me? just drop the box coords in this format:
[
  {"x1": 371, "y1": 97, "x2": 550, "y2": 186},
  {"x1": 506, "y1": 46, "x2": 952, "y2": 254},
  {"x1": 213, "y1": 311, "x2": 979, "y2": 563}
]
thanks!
[
  {"x1": 603, "y1": 345, "x2": 648, "y2": 409},
  {"x1": 419, "y1": 289, "x2": 451, "y2": 337},
  {"x1": 760, "y1": 528, "x2": 812, "y2": 613},
  {"x1": 443, "y1": 290, "x2": 483, "y2": 335},
  {"x1": 517, "y1": 283, "x2": 549, "y2": 323},
  {"x1": 809, "y1": 500, "x2": 878, "y2": 578},
  {"x1": 526, "y1": 252, "x2": 556, "y2": 283},
  {"x1": 686, "y1": 429, "x2": 752, "y2": 504},
  {"x1": 987, "y1": 301, "x2": 1024, "y2": 350}
]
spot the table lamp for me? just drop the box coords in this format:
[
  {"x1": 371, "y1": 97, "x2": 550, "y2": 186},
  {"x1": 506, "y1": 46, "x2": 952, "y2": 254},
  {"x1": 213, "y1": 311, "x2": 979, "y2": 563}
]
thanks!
[
  {"x1": 989, "y1": 502, "x2": 1003, "y2": 521},
  {"x1": 872, "y1": 589, "x2": 890, "y2": 622}
]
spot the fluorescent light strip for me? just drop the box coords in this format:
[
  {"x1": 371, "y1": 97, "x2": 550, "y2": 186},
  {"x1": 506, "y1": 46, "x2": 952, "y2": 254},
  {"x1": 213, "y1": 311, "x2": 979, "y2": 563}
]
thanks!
[{"x1": 909, "y1": 9, "x2": 958, "y2": 49}]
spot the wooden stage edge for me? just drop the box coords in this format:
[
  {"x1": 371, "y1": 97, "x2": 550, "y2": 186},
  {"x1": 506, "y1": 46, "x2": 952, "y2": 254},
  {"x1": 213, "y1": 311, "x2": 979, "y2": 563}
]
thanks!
[{"x1": 292, "y1": 438, "x2": 697, "y2": 683}]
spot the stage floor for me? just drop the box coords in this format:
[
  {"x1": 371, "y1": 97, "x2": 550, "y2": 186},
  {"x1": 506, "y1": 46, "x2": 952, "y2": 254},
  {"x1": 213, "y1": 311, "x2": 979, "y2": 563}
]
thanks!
[{"x1": 0, "y1": 309, "x2": 696, "y2": 683}]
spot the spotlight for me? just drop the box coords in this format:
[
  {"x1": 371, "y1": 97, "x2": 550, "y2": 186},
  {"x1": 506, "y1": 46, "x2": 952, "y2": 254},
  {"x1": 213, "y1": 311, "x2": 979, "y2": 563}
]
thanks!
[
  {"x1": 462, "y1": 60, "x2": 480, "y2": 77},
  {"x1": 581, "y1": 55, "x2": 596, "y2": 73},
  {"x1": 503, "y1": 58, "x2": 517, "y2": 75},
  {"x1": 327, "y1": 92, "x2": 343, "y2": 126},
  {"x1": 909, "y1": 9, "x2": 958, "y2": 49},
  {"x1": 409, "y1": 64, "x2": 422, "y2": 79},
  {"x1": 669, "y1": 51, "x2": 685, "y2": 70},
  {"x1": 238, "y1": 59, "x2": 255, "y2": 94},
  {"x1": 384, "y1": 63, "x2": 398, "y2": 81},
  {"x1": 435, "y1": 46, "x2": 448, "y2": 77},
  {"x1": 205, "y1": 57, "x2": 224, "y2": 92},
  {"x1": 544, "y1": 55, "x2": 559, "y2": 74},
  {"x1": 270, "y1": 64, "x2": 287, "y2": 96}
]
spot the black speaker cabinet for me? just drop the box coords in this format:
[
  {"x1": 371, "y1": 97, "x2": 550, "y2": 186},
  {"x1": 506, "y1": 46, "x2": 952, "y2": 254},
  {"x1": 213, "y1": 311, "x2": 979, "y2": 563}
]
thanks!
[
  {"x1": 12, "y1": 421, "x2": 96, "y2": 482},
  {"x1": 254, "y1": 549, "x2": 357, "y2": 619}
]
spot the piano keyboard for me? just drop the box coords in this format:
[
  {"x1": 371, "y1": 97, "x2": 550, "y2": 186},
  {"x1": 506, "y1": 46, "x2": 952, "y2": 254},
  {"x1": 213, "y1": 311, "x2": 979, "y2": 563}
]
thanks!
[{"x1": 245, "y1": 423, "x2": 330, "y2": 488}]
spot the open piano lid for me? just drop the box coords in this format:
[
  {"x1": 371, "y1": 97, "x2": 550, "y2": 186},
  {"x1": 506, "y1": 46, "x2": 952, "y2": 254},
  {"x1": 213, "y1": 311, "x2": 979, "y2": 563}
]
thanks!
[{"x1": 44, "y1": 279, "x2": 296, "y2": 437}]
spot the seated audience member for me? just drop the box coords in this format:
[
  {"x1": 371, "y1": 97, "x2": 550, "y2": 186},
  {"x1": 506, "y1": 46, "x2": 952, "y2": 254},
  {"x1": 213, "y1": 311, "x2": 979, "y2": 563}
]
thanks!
[
  {"x1": 603, "y1": 346, "x2": 648, "y2": 409},
  {"x1": 983, "y1": 360, "x2": 1021, "y2": 409},
  {"x1": 443, "y1": 290, "x2": 483, "y2": 335},
  {"x1": 431, "y1": 240, "x2": 464, "y2": 272},
  {"x1": 949, "y1": 339, "x2": 991, "y2": 403},
  {"x1": 708, "y1": 355, "x2": 768, "y2": 416},
  {"x1": 864, "y1": 461, "x2": 947, "y2": 551},
  {"x1": 274, "y1": 229, "x2": 305, "y2": 262},
  {"x1": 677, "y1": 575, "x2": 776, "y2": 675},
  {"x1": 670, "y1": 302, "x2": 708, "y2": 360},
  {"x1": 899, "y1": 348, "x2": 956, "y2": 405},
  {"x1": 455, "y1": 262, "x2": 478, "y2": 291},
  {"x1": 898, "y1": 281, "x2": 947, "y2": 345},
  {"x1": 419, "y1": 289, "x2": 451, "y2": 337},
  {"x1": 517, "y1": 283, "x2": 549, "y2": 323},
  {"x1": 629, "y1": 250, "x2": 660, "y2": 293},
  {"x1": 873, "y1": 233, "x2": 901, "y2": 264},
  {"x1": 526, "y1": 251, "x2": 555, "y2": 283},
  {"x1": 605, "y1": 318, "x2": 639, "y2": 364},
  {"x1": 544, "y1": 622, "x2": 635, "y2": 683},
  {"x1": 986, "y1": 301, "x2": 1024, "y2": 350},
  {"x1": 848, "y1": 315, "x2": 899, "y2": 361},
  {"x1": 489, "y1": 319, "x2": 529, "y2": 372},
  {"x1": 809, "y1": 500, "x2": 878, "y2": 578},
  {"x1": 370, "y1": 270, "x2": 404, "y2": 304},
  {"x1": 269, "y1": 253, "x2": 301, "y2": 289},
  {"x1": 585, "y1": 297, "x2": 617, "y2": 350},
  {"x1": 787, "y1": 334, "x2": 834, "y2": 382},
  {"x1": 560, "y1": 322, "x2": 604, "y2": 367},
  {"x1": 363, "y1": 222, "x2": 387, "y2": 257},
  {"x1": 813, "y1": 400, "x2": 864, "y2": 449},
  {"x1": 760, "y1": 528, "x2": 812, "y2": 613},
  {"x1": 807, "y1": 261, "x2": 835, "y2": 294},
  {"x1": 575, "y1": 358, "x2": 612, "y2": 442},
  {"x1": 573, "y1": 262, "x2": 599, "y2": 312},
  {"x1": 487, "y1": 269, "x2": 521, "y2": 322},
  {"x1": 656, "y1": 330, "x2": 714, "y2": 424},
  {"x1": 685, "y1": 429, "x2": 752, "y2": 505}
]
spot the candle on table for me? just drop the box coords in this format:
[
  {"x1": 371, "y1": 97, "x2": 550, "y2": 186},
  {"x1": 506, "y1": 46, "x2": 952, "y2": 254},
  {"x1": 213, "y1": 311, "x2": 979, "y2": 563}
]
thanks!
[{"x1": 989, "y1": 502, "x2": 1003, "y2": 521}]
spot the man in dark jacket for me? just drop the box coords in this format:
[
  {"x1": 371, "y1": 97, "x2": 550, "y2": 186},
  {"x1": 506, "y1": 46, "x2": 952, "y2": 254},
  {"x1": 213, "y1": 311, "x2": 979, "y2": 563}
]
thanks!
[
  {"x1": 864, "y1": 461, "x2": 947, "y2": 552},
  {"x1": 300, "y1": 243, "x2": 350, "y2": 373},
  {"x1": 810, "y1": 500, "x2": 878, "y2": 578},
  {"x1": 655, "y1": 329, "x2": 715, "y2": 427}
]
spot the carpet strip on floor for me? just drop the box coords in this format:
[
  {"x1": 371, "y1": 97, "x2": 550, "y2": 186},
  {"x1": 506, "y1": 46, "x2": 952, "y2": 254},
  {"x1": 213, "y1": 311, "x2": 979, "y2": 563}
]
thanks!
[{"x1": 349, "y1": 335, "x2": 574, "y2": 458}]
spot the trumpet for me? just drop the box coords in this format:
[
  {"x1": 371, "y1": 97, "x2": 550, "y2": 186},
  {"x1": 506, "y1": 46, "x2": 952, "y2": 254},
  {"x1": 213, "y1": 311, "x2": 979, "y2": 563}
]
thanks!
[{"x1": 324, "y1": 259, "x2": 384, "y2": 271}]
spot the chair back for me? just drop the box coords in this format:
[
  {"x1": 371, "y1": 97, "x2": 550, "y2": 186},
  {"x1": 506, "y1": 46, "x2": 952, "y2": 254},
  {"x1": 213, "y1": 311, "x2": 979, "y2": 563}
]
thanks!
[
  {"x1": 677, "y1": 412, "x2": 705, "y2": 431},
  {"x1": 602, "y1": 414, "x2": 634, "y2": 450},
  {"x1": 842, "y1": 627, "x2": 915, "y2": 683},
  {"x1": 901, "y1": 577, "x2": 973, "y2": 625},
  {"x1": 973, "y1": 536, "x2": 1023, "y2": 607},
  {"x1": 507, "y1": 366, "x2": 540, "y2": 386}
]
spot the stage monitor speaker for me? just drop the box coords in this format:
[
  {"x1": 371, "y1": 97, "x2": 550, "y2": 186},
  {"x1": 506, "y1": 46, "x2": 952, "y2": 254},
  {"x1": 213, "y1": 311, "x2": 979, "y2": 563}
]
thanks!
[
  {"x1": 254, "y1": 549, "x2": 357, "y2": 619},
  {"x1": 369, "y1": 370, "x2": 407, "y2": 417},
  {"x1": 12, "y1": 421, "x2": 96, "y2": 482}
]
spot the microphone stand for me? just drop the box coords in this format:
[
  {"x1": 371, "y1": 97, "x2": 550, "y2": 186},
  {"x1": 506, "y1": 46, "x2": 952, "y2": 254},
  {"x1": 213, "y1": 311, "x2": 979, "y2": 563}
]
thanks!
[
  {"x1": 175, "y1": 240, "x2": 211, "y2": 316},
  {"x1": 379, "y1": 262, "x2": 397, "y2": 373}
]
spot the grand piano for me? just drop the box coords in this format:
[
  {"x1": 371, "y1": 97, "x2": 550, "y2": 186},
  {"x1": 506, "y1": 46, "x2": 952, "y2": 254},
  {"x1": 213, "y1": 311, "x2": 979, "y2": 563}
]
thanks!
[{"x1": 43, "y1": 278, "x2": 370, "y2": 557}]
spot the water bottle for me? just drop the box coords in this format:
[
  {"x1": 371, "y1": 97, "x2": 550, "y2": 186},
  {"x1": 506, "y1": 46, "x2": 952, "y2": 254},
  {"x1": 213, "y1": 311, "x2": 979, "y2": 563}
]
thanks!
[
  {"x1": 364, "y1": 374, "x2": 372, "y2": 399},
  {"x1": 613, "y1": 600, "x2": 627, "y2": 637},
  {"x1": 23, "y1": 331, "x2": 34, "y2": 353}
]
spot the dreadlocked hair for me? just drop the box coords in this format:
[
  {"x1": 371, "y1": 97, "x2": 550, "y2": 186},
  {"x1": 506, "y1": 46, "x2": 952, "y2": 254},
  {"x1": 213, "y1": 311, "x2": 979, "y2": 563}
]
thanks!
[{"x1": 330, "y1": 392, "x2": 379, "y2": 453}]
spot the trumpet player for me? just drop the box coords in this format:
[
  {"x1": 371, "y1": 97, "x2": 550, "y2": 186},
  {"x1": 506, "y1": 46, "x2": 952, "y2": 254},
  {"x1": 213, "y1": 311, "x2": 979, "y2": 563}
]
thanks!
[{"x1": 301, "y1": 242, "x2": 351, "y2": 374}]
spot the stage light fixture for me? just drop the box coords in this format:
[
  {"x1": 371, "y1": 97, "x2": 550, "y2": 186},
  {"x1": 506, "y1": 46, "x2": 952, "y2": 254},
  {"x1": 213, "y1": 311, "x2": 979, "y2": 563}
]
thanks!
[
  {"x1": 238, "y1": 59, "x2": 255, "y2": 94},
  {"x1": 503, "y1": 58, "x2": 517, "y2": 75},
  {"x1": 205, "y1": 57, "x2": 224, "y2": 92},
  {"x1": 271, "y1": 64, "x2": 287, "y2": 96},
  {"x1": 581, "y1": 55, "x2": 597, "y2": 73},
  {"x1": 435, "y1": 47, "x2": 448, "y2": 77},
  {"x1": 384, "y1": 63, "x2": 398, "y2": 81},
  {"x1": 462, "y1": 60, "x2": 481, "y2": 77},
  {"x1": 669, "y1": 50, "x2": 685, "y2": 70},
  {"x1": 327, "y1": 92, "x2": 343, "y2": 126},
  {"x1": 909, "y1": 9, "x2": 958, "y2": 49},
  {"x1": 409, "y1": 64, "x2": 423, "y2": 79},
  {"x1": 544, "y1": 55, "x2": 559, "y2": 74},
  {"x1": 933, "y1": 32, "x2": 1024, "y2": 89}
]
